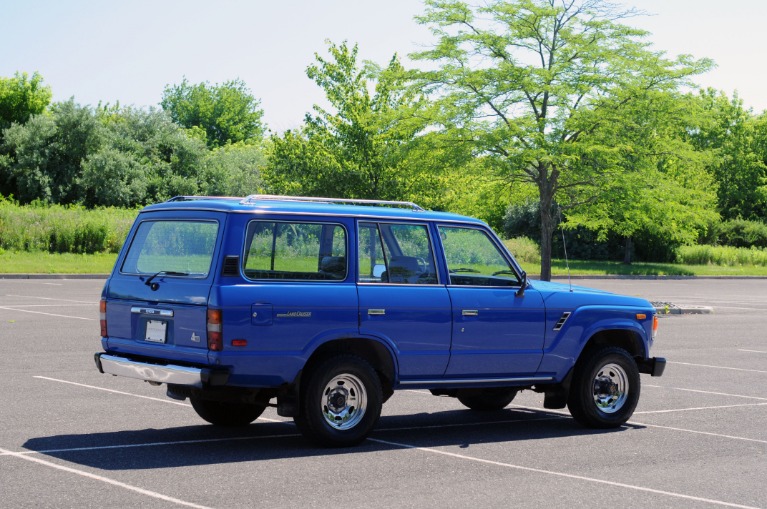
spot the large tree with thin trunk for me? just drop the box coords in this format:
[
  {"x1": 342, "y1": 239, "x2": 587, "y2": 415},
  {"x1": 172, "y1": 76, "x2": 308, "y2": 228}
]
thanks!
[{"x1": 412, "y1": 0, "x2": 711, "y2": 280}]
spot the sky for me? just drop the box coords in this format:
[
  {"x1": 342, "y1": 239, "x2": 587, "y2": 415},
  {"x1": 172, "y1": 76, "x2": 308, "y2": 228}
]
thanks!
[{"x1": 1, "y1": 0, "x2": 765, "y2": 133}]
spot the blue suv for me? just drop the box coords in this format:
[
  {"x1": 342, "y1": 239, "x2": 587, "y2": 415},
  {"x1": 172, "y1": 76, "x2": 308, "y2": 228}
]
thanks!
[{"x1": 95, "y1": 195, "x2": 665, "y2": 446}]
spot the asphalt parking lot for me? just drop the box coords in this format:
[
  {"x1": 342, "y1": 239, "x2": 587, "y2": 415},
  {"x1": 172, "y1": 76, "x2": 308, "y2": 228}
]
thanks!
[{"x1": 0, "y1": 278, "x2": 765, "y2": 508}]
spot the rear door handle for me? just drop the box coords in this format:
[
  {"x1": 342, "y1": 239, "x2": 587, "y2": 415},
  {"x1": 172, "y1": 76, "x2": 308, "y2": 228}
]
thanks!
[
  {"x1": 462, "y1": 309, "x2": 479, "y2": 317},
  {"x1": 368, "y1": 309, "x2": 386, "y2": 316}
]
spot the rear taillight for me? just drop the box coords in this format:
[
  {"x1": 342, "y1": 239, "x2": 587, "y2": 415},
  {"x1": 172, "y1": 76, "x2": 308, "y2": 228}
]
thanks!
[
  {"x1": 99, "y1": 299, "x2": 107, "y2": 337},
  {"x1": 207, "y1": 309, "x2": 223, "y2": 351}
]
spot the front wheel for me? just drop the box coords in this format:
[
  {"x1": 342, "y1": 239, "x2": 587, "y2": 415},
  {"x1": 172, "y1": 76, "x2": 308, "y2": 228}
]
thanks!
[
  {"x1": 567, "y1": 347, "x2": 640, "y2": 428},
  {"x1": 294, "y1": 355, "x2": 383, "y2": 447},
  {"x1": 190, "y1": 396, "x2": 265, "y2": 426}
]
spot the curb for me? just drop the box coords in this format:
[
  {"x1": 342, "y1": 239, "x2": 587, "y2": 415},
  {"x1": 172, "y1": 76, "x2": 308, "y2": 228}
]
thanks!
[
  {"x1": 652, "y1": 303, "x2": 713, "y2": 315},
  {"x1": 0, "y1": 274, "x2": 108, "y2": 280}
]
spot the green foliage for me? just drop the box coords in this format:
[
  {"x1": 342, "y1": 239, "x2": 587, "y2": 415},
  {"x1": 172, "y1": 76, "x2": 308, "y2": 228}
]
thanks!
[
  {"x1": 704, "y1": 218, "x2": 767, "y2": 249},
  {"x1": 161, "y1": 78, "x2": 266, "y2": 148},
  {"x1": 0, "y1": 197, "x2": 135, "y2": 253},
  {"x1": 412, "y1": 0, "x2": 713, "y2": 279},
  {"x1": 687, "y1": 90, "x2": 767, "y2": 221},
  {"x1": 202, "y1": 142, "x2": 268, "y2": 196},
  {"x1": 0, "y1": 71, "x2": 52, "y2": 133},
  {"x1": 503, "y1": 237, "x2": 540, "y2": 266},
  {"x1": 268, "y1": 41, "x2": 449, "y2": 203},
  {"x1": 1, "y1": 99, "x2": 102, "y2": 203},
  {"x1": 676, "y1": 245, "x2": 767, "y2": 266}
]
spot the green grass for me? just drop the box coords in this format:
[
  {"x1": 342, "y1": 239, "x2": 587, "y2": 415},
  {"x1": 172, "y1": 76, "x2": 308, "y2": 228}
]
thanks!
[
  {"x1": 3, "y1": 250, "x2": 767, "y2": 276},
  {"x1": 0, "y1": 251, "x2": 117, "y2": 274}
]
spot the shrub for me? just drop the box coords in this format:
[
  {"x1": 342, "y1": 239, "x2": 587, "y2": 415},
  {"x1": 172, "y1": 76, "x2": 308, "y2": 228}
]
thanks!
[
  {"x1": 0, "y1": 196, "x2": 136, "y2": 253},
  {"x1": 676, "y1": 245, "x2": 767, "y2": 266}
]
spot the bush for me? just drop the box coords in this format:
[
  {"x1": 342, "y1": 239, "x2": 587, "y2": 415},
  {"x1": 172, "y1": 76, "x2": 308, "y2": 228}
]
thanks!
[
  {"x1": 503, "y1": 237, "x2": 541, "y2": 266},
  {"x1": 676, "y1": 245, "x2": 767, "y2": 266},
  {"x1": 714, "y1": 219, "x2": 767, "y2": 249},
  {"x1": 0, "y1": 197, "x2": 136, "y2": 253}
]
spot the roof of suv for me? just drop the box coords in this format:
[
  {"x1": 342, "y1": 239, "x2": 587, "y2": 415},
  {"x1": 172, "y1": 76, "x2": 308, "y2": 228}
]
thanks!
[{"x1": 141, "y1": 196, "x2": 486, "y2": 225}]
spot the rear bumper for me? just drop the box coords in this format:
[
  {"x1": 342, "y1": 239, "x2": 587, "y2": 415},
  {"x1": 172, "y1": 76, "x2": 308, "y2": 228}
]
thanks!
[
  {"x1": 638, "y1": 356, "x2": 666, "y2": 377},
  {"x1": 94, "y1": 353, "x2": 229, "y2": 387}
]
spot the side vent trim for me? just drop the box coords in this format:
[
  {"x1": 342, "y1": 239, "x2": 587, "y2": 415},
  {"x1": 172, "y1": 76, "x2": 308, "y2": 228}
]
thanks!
[
  {"x1": 553, "y1": 312, "x2": 572, "y2": 331},
  {"x1": 222, "y1": 255, "x2": 240, "y2": 277}
]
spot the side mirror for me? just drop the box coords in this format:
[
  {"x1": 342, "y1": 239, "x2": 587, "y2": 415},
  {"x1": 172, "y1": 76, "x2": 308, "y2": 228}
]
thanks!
[{"x1": 516, "y1": 271, "x2": 527, "y2": 297}]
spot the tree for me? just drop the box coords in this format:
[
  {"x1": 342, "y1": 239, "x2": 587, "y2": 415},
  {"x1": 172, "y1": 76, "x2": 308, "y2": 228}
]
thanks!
[
  {"x1": 82, "y1": 105, "x2": 208, "y2": 206},
  {"x1": 687, "y1": 89, "x2": 767, "y2": 222},
  {"x1": 161, "y1": 78, "x2": 266, "y2": 148},
  {"x1": 0, "y1": 72, "x2": 52, "y2": 133},
  {"x1": 564, "y1": 91, "x2": 719, "y2": 262},
  {"x1": 412, "y1": 0, "x2": 712, "y2": 280},
  {"x1": 1, "y1": 99, "x2": 102, "y2": 203},
  {"x1": 268, "y1": 41, "x2": 435, "y2": 201}
]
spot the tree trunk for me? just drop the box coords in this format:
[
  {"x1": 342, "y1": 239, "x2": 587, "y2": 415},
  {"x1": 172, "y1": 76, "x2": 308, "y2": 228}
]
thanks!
[
  {"x1": 623, "y1": 236, "x2": 633, "y2": 264},
  {"x1": 539, "y1": 183, "x2": 555, "y2": 282}
]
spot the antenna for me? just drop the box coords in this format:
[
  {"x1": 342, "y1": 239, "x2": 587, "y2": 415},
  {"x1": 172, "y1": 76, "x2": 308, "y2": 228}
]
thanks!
[{"x1": 557, "y1": 206, "x2": 573, "y2": 293}]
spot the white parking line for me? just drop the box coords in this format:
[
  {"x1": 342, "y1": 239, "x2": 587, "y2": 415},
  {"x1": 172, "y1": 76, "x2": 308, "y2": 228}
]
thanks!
[
  {"x1": 0, "y1": 306, "x2": 96, "y2": 320},
  {"x1": 739, "y1": 349, "x2": 767, "y2": 354},
  {"x1": 368, "y1": 438, "x2": 759, "y2": 509},
  {"x1": 0, "y1": 446, "x2": 213, "y2": 509},
  {"x1": 644, "y1": 385, "x2": 767, "y2": 401},
  {"x1": 668, "y1": 361, "x2": 767, "y2": 374},
  {"x1": 34, "y1": 376, "x2": 190, "y2": 407},
  {"x1": 2, "y1": 304, "x2": 94, "y2": 308},
  {"x1": 5, "y1": 294, "x2": 96, "y2": 304},
  {"x1": 635, "y1": 402, "x2": 767, "y2": 415}
]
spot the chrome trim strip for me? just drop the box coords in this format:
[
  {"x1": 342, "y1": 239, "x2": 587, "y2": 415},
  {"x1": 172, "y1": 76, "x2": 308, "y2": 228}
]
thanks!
[
  {"x1": 98, "y1": 354, "x2": 205, "y2": 387},
  {"x1": 131, "y1": 307, "x2": 174, "y2": 317},
  {"x1": 399, "y1": 376, "x2": 554, "y2": 386}
]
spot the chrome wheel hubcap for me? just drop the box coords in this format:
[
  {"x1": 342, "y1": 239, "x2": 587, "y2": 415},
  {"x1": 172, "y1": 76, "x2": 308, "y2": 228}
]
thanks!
[
  {"x1": 322, "y1": 373, "x2": 367, "y2": 430},
  {"x1": 592, "y1": 363, "x2": 629, "y2": 414}
]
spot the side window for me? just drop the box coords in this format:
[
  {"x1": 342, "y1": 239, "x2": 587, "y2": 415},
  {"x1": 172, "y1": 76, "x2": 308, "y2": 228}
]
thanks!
[
  {"x1": 439, "y1": 226, "x2": 519, "y2": 286},
  {"x1": 358, "y1": 222, "x2": 438, "y2": 284},
  {"x1": 243, "y1": 221, "x2": 347, "y2": 281}
]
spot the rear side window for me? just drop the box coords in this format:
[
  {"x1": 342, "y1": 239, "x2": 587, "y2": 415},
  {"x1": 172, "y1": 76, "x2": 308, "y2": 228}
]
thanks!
[
  {"x1": 243, "y1": 221, "x2": 347, "y2": 281},
  {"x1": 121, "y1": 220, "x2": 218, "y2": 276}
]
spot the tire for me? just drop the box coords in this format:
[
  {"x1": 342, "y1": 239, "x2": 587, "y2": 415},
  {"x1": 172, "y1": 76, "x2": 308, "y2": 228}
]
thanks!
[
  {"x1": 457, "y1": 388, "x2": 518, "y2": 411},
  {"x1": 190, "y1": 395, "x2": 265, "y2": 427},
  {"x1": 294, "y1": 355, "x2": 383, "y2": 447},
  {"x1": 567, "y1": 347, "x2": 640, "y2": 428}
]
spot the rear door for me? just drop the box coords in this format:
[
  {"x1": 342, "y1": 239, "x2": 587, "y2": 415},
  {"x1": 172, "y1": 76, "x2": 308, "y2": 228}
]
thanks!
[
  {"x1": 104, "y1": 211, "x2": 224, "y2": 365},
  {"x1": 356, "y1": 221, "x2": 452, "y2": 378}
]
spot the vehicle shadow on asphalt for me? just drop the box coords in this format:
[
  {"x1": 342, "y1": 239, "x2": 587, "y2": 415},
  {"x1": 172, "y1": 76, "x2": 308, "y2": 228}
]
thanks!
[{"x1": 22, "y1": 407, "x2": 644, "y2": 470}]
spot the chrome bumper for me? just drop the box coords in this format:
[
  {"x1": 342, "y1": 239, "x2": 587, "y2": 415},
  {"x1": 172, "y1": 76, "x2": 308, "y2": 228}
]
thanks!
[{"x1": 94, "y1": 353, "x2": 229, "y2": 387}]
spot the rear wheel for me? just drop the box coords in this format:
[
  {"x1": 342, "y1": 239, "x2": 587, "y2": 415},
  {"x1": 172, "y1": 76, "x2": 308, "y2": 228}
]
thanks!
[
  {"x1": 567, "y1": 347, "x2": 640, "y2": 428},
  {"x1": 294, "y1": 355, "x2": 383, "y2": 447},
  {"x1": 457, "y1": 388, "x2": 518, "y2": 411},
  {"x1": 190, "y1": 396, "x2": 265, "y2": 426}
]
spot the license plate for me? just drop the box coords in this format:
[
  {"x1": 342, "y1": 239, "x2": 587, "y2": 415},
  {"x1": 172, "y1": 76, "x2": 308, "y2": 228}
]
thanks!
[{"x1": 145, "y1": 320, "x2": 167, "y2": 343}]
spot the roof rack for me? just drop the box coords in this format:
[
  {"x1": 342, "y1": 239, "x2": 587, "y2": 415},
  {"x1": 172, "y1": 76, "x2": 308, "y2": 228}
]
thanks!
[
  {"x1": 166, "y1": 196, "x2": 242, "y2": 202},
  {"x1": 240, "y1": 194, "x2": 425, "y2": 211}
]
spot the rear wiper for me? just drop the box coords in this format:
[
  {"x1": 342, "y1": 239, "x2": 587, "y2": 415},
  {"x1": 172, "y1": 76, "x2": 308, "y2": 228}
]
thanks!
[{"x1": 144, "y1": 271, "x2": 189, "y2": 287}]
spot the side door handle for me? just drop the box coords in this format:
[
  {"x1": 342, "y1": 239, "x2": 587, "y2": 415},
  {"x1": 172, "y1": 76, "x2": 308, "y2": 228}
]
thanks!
[
  {"x1": 368, "y1": 309, "x2": 386, "y2": 316},
  {"x1": 462, "y1": 309, "x2": 479, "y2": 317}
]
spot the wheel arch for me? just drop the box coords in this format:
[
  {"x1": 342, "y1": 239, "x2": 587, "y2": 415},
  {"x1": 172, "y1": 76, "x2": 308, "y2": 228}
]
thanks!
[{"x1": 303, "y1": 337, "x2": 397, "y2": 401}]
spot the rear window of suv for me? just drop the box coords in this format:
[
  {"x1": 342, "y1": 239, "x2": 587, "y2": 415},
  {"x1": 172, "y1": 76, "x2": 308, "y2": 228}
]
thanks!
[
  {"x1": 243, "y1": 221, "x2": 347, "y2": 281},
  {"x1": 121, "y1": 220, "x2": 219, "y2": 276}
]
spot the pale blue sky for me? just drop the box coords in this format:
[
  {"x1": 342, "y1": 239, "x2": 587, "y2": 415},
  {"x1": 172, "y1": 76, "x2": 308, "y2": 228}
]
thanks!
[{"x1": 1, "y1": 1, "x2": 765, "y2": 132}]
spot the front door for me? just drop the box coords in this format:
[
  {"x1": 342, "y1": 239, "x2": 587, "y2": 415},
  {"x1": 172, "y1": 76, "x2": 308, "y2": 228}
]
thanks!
[{"x1": 438, "y1": 225, "x2": 546, "y2": 377}]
